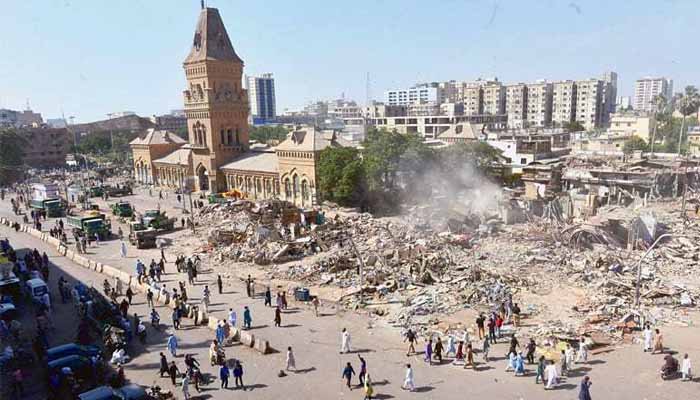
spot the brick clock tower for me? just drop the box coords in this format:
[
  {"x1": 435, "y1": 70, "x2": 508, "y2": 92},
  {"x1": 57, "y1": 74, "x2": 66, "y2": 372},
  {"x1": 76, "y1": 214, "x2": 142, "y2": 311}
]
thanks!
[{"x1": 182, "y1": 6, "x2": 249, "y2": 192}]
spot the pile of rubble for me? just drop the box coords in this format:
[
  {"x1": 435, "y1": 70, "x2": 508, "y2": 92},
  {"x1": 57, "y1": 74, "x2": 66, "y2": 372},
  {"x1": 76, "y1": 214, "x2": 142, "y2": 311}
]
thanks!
[{"x1": 188, "y1": 196, "x2": 700, "y2": 344}]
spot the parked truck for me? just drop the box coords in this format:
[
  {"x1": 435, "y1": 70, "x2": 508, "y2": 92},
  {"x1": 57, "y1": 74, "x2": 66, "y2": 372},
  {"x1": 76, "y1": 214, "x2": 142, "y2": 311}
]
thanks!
[
  {"x1": 32, "y1": 183, "x2": 60, "y2": 201},
  {"x1": 141, "y1": 210, "x2": 175, "y2": 231},
  {"x1": 30, "y1": 198, "x2": 65, "y2": 218},
  {"x1": 110, "y1": 202, "x2": 133, "y2": 218},
  {"x1": 104, "y1": 185, "x2": 132, "y2": 197},
  {"x1": 127, "y1": 221, "x2": 157, "y2": 249},
  {"x1": 67, "y1": 213, "x2": 111, "y2": 240}
]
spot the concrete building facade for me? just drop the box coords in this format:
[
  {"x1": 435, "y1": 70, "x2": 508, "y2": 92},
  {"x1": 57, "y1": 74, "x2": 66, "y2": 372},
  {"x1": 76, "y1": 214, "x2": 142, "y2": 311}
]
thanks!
[
  {"x1": 505, "y1": 84, "x2": 528, "y2": 129},
  {"x1": 246, "y1": 73, "x2": 276, "y2": 121},
  {"x1": 526, "y1": 82, "x2": 553, "y2": 128},
  {"x1": 385, "y1": 85, "x2": 438, "y2": 106},
  {"x1": 552, "y1": 81, "x2": 577, "y2": 127},
  {"x1": 634, "y1": 77, "x2": 673, "y2": 112},
  {"x1": 574, "y1": 79, "x2": 604, "y2": 130},
  {"x1": 482, "y1": 83, "x2": 506, "y2": 116},
  {"x1": 18, "y1": 127, "x2": 72, "y2": 168}
]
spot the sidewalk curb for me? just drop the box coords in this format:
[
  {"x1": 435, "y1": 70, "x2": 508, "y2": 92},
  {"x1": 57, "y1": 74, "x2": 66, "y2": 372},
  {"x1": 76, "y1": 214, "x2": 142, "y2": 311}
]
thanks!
[{"x1": 0, "y1": 217, "x2": 274, "y2": 355}]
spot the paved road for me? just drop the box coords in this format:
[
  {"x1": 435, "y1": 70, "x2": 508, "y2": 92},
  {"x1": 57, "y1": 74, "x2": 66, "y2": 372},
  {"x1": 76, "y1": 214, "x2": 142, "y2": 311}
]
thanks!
[{"x1": 2, "y1": 190, "x2": 700, "y2": 399}]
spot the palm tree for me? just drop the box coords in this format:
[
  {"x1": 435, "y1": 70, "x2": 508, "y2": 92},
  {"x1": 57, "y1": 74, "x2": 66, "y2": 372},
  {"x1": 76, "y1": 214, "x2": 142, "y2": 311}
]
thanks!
[
  {"x1": 649, "y1": 94, "x2": 668, "y2": 155},
  {"x1": 675, "y1": 86, "x2": 700, "y2": 156}
]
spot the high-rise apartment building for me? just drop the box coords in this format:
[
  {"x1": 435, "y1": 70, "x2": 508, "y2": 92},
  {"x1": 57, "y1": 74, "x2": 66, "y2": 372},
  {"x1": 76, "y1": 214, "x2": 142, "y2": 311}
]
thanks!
[
  {"x1": 575, "y1": 79, "x2": 604, "y2": 130},
  {"x1": 634, "y1": 77, "x2": 673, "y2": 112},
  {"x1": 246, "y1": 73, "x2": 276, "y2": 121},
  {"x1": 552, "y1": 81, "x2": 577, "y2": 127},
  {"x1": 601, "y1": 71, "x2": 618, "y2": 122},
  {"x1": 482, "y1": 83, "x2": 506, "y2": 115},
  {"x1": 505, "y1": 84, "x2": 528, "y2": 129},
  {"x1": 526, "y1": 82, "x2": 553, "y2": 128},
  {"x1": 385, "y1": 85, "x2": 438, "y2": 106}
]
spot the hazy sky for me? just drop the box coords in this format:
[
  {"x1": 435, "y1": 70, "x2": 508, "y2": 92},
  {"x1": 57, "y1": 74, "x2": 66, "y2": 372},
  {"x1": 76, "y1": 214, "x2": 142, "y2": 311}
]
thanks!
[{"x1": 1, "y1": 0, "x2": 697, "y2": 122}]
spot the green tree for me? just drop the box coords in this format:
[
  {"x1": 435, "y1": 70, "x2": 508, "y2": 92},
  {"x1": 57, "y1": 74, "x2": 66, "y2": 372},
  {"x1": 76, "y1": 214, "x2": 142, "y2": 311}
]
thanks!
[
  {"x1": 622, "y1": 136, "x2": 649, "y2": 154},
  {"x1": 318, "y1": 147, "x2": 365, "y2": 205},
  {"x1": 438, "y1": 141, "x2": 502, "y2": 173},
  {"x1": 0, "y1": 129, "x2": 27, "y2": 185},
  {"x1": 648, "y1": 94, "x2": 669, "y2": 154},
  {"x1": 673, "y1": 86, "x2": 700, "y2": 155},
  {"x1": 250, "y1": 125, "x2": 289, "y2": 143},
  {"x1": 362, "y1": 128, "x2": 414, "y2": 191},
  {"x1": 563, "y1": 121, "x2": 585, "y2": 133}
]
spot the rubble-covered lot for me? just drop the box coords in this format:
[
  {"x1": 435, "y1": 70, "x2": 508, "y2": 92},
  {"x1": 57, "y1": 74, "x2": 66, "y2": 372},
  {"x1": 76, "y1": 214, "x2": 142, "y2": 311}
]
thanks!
[{"x1": 171, "y1": 196, "x2": 700, "y2": 346}]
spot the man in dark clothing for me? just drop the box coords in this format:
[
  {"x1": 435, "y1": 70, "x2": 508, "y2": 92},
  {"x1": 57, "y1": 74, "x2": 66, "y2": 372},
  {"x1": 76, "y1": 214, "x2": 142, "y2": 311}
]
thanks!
[
  {"x1": 159, "y1": 353, "x2": 169, "y2": 377},
  {"x1": 476, "y1": 313, "x2": 486, "y2": 339},
  {"x1": 526, "y1": 338, "x2": 537, "y2": 364},
  {"x1": 217, "y1": 275, "x2": 223, "y2": 294},
  {"x1": 358, "y1": 355, "x2": 367, "y2": 386},
  {"x1": 168, "y1": 361, "x2": 180, "y2": 386},
  {"x1": 405, "y1": 329, "x2": 417, "y2": 355},
  {"x1": 509, "y1": 335, "x2": 520, "y2": 356},
  {"x1": 264, "y1": 287, "x2": 272, "y2": 307},
  {"x1": 219, "y1": 363, "x2": 230, "y2": 389},
  {"x1": 488, "y1": 316, "x2": 497, "y2": 344},
  {"x1": 578, "y1": 376, "x2": 592, "y2": 400},
  {"x1": 119, "y1": 299, "x2": 129, "y2": 318},
  {"x1": 246, "y1": 275, "x2": 254, "y2": 297},
  {"x1": 342, "y1": 362, "x2": 355, "y2": 390},
  {"x1": 133, "y1": 313, "x2": 140, "y2": 336},
  {"x1": 125, "y1": 287, "x2": 134, "y2": 305},
  {"x1": 512, "y1": 303, "x2": 522, "y2": 327}
]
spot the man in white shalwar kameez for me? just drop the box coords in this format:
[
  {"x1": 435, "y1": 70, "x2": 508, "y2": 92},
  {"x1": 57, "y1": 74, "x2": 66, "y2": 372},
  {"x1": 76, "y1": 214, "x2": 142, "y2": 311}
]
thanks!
[
  {"x1": 643, "y1": 324, "x2": 653, "y2": 352},
  {"x1": 402, "y1": 364, "x2": 415, "y2": 392},
  {"x1": 545, "y1": 360, "x2": 559, "y2": 389},
  {"x1": 340, "y1": 328, "x2": 351, "y2": 353},
  {"x1": 119, "y1": 241, "x2": 127, "y2": 258},
  {"x1": 681, "y1": 353, "x2": 692, "y2": 381}
]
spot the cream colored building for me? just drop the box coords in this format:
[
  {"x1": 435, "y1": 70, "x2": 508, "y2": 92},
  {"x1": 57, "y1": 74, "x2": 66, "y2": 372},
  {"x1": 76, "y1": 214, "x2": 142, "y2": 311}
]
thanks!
[
  {"x1": 552, "y1": 81, "x2": 576, "y2": 128},
  {"x1": 526, "y1": 82, "x2": 553, "y2": 128},
  {"x1": 130, "y1": 6, "x2": 345, "y2": 207},
  {"x1": 575, "y1": 79, "x2": 604, "y2": 130},
  {"x1": 482, "y1": 83, "x2": 506, "y2": 115},
  {"x1": 505, "y1": 84, "x2": 527, "y2": 129},
  {"x1": 607, "y1": 113, "x2": 655, "y2": 142}
]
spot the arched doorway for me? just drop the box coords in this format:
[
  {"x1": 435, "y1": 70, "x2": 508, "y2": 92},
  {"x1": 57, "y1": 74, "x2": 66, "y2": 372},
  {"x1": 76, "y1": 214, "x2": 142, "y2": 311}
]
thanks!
[{"x1": 196, "y1": 164, "x2": 209, "y2": 191}]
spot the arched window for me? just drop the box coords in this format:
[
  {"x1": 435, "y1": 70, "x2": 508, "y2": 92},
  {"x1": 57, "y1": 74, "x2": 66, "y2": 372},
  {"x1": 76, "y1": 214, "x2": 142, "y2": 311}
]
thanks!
[
  {"x1": 302, "y1": 180, "x2": 309, "y2": 201},
  {"x1": 284, "y1": 178, "x2": 291, "y2": 198},
  {"x1": 293, "y1": 174, "x2": 299, "y2": 198},
  {"x1": 220, "y1": 128, "x2": 225, "y2": 145},
  {"x1": 227, "y1": 129, "x2": 233, "y2": 145}
]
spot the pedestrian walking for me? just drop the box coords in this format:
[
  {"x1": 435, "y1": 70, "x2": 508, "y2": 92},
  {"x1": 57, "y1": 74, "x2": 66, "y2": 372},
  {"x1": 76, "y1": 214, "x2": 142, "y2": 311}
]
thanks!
[
  {"x1": 681, "y1": 353, "x2": 692, "y2": 381},
  {"x1": 172, "y1": 308, "x2": 180, "y2": 330},
  {"x1": 167, "y1": 334, "x2": 178, "y2": 357},
  {"x1": 424, "y1": 338, "x2": 433, "y2": 365},
  {"x1": 286, "y1": 346, "x2": 296, "y2": 371},
  {"x1": 233, "y1": 360, "x2": 245, "y2": 390},
  {"x1": 159, "y1": 353, "x2": 169, "y2": 377},
  {"x1": 545, "y1": 360, "x2": 559, "y2": 389},
  {"x1": 446, "y1": 334, "x2": 456, "y2": 358},
  {"x1": 402, "y1": 364, "x2": 415, "y2": 392},
  {"x1": 274, "y1": 306, "x2": 282, "y2": 327},
  {"x1": 217, "y1": 274, "x2": 223, "y2": 294},
  {"x1": 146, "y1": 289, "x2": 154, "y2": 308},
  {"x1": 228, "y1": 308, "x2": 237, "y2": 328},
  {"x1": 535, "y1": 356, "x2": 545, "y2": 385},
  {"x1": 119, "y1": 240, "x2": 127, "y2": 258},
  {"x1": 526, "y1": 338, "x2": 536, "y2": 364},
  {"x1": 243, "y1": 306, "x2": 252, "y2": 330},
  {"x1": 182, "y1": 374, "x2": 190, "y2": 400},
  {"x1": 643, "y1": 323, "x2": 653, "y2": 352},
  {"x1": 341, "y1": 328, "x2": 351, "y2": 354},
  {"x1": 652, "y1": 329, "x2": 664, "y2": 354},
  {"x1": 405, "y1": 329, "x2": 417, "y2": 356},
  {"x1": 168, "y1": 361, "x2": 180, "y2": 386},
  {"x1": 358, "y1": 355, "x2": 367, "y2": 386},
  {"x1": 434, "y1": 337, "x2": 443, "y2": 363},
  {"x1": 160, "y1": 248, "x2": 167, "y2": 263},
  {"x1": 578, "y1": 376, "x2": 592, "y2": 400},
  {"x1": 476, "y1": 313, "x2": 485, "y2": 339},
  {"x1": 312, "y1": 296, "x2": 320, "y2": 316},
  {"x1": 219, "y1": 363, "x2": 230, "y2": 389},
  {"x1": 264, "y1": 287, "x2": 272, "y2": 307},
  {"x1": 482, "y1": 336, "x2": 490, "y2": 362},
  {"x1": 342, "y1": 362, "x2": 355, "y2": 390},
  {"x1": 126, "y1": 287, "x2": 134, "y2": 305},
  {"x1": 246, "y1": 275, "x2": 254, "y2": 297}
]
